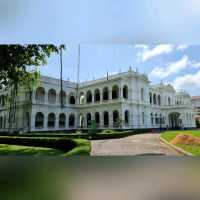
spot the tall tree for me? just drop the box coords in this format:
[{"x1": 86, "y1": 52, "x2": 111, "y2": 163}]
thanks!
[
  {"x1": 0, "y1": 44, "x2": 64, "y2": 132},
  {"x1": 0, "y1": 45, "x2": 60, "y2": 90}
]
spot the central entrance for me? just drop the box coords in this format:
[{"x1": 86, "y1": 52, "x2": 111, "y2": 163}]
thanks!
[{"x1": 168, "y1": 112, "x2": 182, "y2": 129}]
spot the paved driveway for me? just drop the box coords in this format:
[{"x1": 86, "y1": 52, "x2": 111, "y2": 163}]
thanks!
[{"x1": 91, "y1": 133, "x2": 180, "y2": 156}]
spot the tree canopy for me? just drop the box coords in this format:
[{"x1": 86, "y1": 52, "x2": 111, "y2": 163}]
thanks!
[{"x1": 0, "y1": 45, "x2": 62, "y2": 90}]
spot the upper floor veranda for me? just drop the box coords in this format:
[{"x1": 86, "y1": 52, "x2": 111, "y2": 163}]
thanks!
[{"x1": 0, "y1": 70, "x2": 193, "y2": 110}]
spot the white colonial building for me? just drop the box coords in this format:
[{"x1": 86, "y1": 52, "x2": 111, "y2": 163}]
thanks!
[{"x1": 0, "y1": 69, "x2": 196, "y2": 133}]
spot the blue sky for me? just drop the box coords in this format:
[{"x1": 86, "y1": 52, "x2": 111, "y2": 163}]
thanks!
[
  {"x1": 0, "y1": 1, "x2": 200, "y2": 95},
  {"x1": 40, "y1": 45, "x2": 200, "y2": 96}
]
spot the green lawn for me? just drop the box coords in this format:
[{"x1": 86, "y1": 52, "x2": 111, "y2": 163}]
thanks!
[
  {"x1": 0, "y1": 144, "x2": 65, "y2": 156},
  {"x1": 161, "y1": 130, "x2": 200, "y2": 156},
  {"x1": 0, "y1": 139, "x2": 91, "y2": 156},
  {"x1": 65, "y1": 139, "x2": 91, "y2": 156}
]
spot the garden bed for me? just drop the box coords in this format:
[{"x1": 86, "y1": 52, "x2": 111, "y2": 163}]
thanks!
[{"x1": 161, "y1": 130, "x2": 200, "y2": 156}]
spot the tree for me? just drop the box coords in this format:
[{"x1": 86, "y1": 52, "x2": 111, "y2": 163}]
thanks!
[
  {"x1": 0, "y1": 45, "x2": 63, "y2": 132},
  {"x1": 0, "y1": 45, "x2": 60, "y2": 90}
]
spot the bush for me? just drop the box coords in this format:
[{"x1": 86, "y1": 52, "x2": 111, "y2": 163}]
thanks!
[
  {"x1": 0, "y1": 137, "x2": 76, "y2": 152},
  {"x1": 88, "y1": 120, "x2": 97, "y2": 135},
  {"x1": 101, "y1": 129, "x2": 116, "y2": 134}
]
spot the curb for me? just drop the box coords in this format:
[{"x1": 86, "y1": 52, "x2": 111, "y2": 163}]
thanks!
[{"x1": 159, "y1": 136, "x2": 194, "y2": 156}]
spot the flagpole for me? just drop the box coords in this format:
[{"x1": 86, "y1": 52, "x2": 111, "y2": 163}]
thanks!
[
  {"x1": 76, "y1": 44, "x2": 80, "y2": 103},
  {"x1": 60, "y1": 45, "x2": 63, "y2": 108}
]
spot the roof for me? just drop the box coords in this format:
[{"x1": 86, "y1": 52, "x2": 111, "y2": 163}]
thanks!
[{"x1": 192, "y1": 96, "x2": 200, "y2": 100}]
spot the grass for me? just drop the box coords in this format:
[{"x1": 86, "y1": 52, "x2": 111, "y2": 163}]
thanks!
[
  {"x1": 0, "y1": 138, "x2": 91, "y2": 156},
  {"x1": 0, "y1": 144, "x2": 65, "y2": 156},
  {"x1": 161, "y1": 129, "x2": 200, "y2": 156},
  {"x1": 65, "y1": 139, "x2": 91, "y2": 156}
]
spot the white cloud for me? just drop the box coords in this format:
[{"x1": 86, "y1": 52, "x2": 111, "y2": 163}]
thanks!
[
  {"x1": 173, "y1": 70, "x2": 200, "y2": 95},
  {"x1": 150, "y1": 55, "x2": 189, "y2": 78},
  {"x1": 137, "y1": 44, "x2": 174, "y2": 62},
  {"x1": 177, "y1": 44, "x2": 188, "y2": 51},
  {"x1": 191, "y1": 62, "x2": 200, "y2": 68}
]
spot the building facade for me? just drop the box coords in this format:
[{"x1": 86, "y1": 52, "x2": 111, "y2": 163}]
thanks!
[
  {"x1": 191, "y1": 96, "x2": 200, "y2": 125},
  {"x1": 0, "y1": 70, "x2": 196, "y2": 133}
]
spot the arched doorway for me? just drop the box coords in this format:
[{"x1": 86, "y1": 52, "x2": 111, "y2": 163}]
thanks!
[
  {"x1": 94, "y1": 89, "x2": 101, "y2": 102},
  {"x1": 168, "y1": 112, "x2": 182, "y2": 129},
  {"x1": 113, "y1": 110, "x2": 120, "y2": 127},
  {"x1": 87, "y1": 113, "x2": 92, "y2": 127},
  {"x1": 123, "y1": 85, "x2": 128, "y2": 99},
  {"x1": 35, "y1": 112, "x2": 44, "y2": 128},
  {"x1": 59, "y1": 113, "x2": 66, "y2": 128},
  {"x1": 48, "y1": 113, "x2": 56, "y2": 128},
  {"x1": 69, "y1": 113, "x2": 75, "y2": 127},
  {"x1": 103, "y1": 87, "x2": 109, "y2": 101},
  {"x1": 112, "y1": 85, "x2": 119, "y2": 99},
  {"x1": 48, "y1": 89, "x2": 56, "y2": 104},
  {"x1": 36, "y1": 87, "x2": 45, "y2": 103},
  {"x1": 95, "y1": 112, "x2": 100, "y2": 127},
  {"x1": 86, "y1": 91, "x2": 93, "y2": 103},
  {"x1": 103, "y1": 111, "x2": 109, "y2": 127}
]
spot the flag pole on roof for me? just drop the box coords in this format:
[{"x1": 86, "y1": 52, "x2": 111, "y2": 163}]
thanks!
[{"x1": 76, "y1": 44, "x2": 80, "y2": 103}]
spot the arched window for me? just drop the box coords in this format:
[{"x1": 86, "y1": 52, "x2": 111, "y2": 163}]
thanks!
[
  {"x1": 86, "y1": 91, "x2": 93, "y2": 103},
  {"x1": 155, "y1": 114, "x2": 158, "y2": 125},
  {"x1": 168, "y1": 97, "x2": 171, "y2": 106},
  {"x1": 35, "y1": 87, "x2": 45, "y2": 103},
  {"x1": 149, "y1": 93, "x2": 152, "y2": 104},
  {"x1": 59, "y1": 91, "x2": 66, "y2": 105},
  {"x1": 35, "y1": 112, "x2": 44, "y2": 128},
  {"x1": 123, "y1": 85, "x2": 128, "y2": 99},
  {"x1": 0, "y1": 116, "x2": 3, "y2": 129},
  {"x1": 151, "y1": 113, "x2": 154, "y2": 125},
  {"x1": 59, "y1": 113, "x2": 66, "y2": 128},
  {"x1": 104, "y1": 111, "x2": 109, "y2": 127},
  {"x1": 95, "y1": 112, "x2": 100, "y2": 126},
  {"x1": 141, "y1": 88, "x2": 144, "y2": 101},
  {"x1": 153, "y1": 94, "x2": 157, "y2": 105},
  {"x1": 48, "y1": 113, "x2": 55, "y2": 128},
  {"x1": 69, "y1": 113, "x2": 75, "y2": 127},
  {"x1": 48, "y1": 89, "x2": 56, "y2": 104},
  {"x1": 113, "y1": 110, "x2": 119, "y2": 127},
  {"x1": 158, "y1": 95, "x2": 161, "y2": 106},
  {"x1": 125, "y1": 110, "x2": 129, "y2": 125},
  {"x1": 159, "y1": 114, "x2": 162, "y2": 125},
  {"x1": 103, "y1": 87, "x2": 109, "y2": 101},
  {"x1": 69, "y1": 94, "x2": 76, "y2": 105},
  {"x1": 87, "y1": 113, "x2": 92, "y2": 127},
  {"x1": 79, "y1": 92, "x2": 85, "y2": 105},
  {"x1": 94, "y1": 89, "x2": 100, "y2": 102},
  {"x1": 112, "y1": 85, "x2": 119, "y2": 99}
]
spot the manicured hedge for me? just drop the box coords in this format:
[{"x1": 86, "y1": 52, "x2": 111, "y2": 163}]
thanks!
[
  {"x1": 0, "y1": 136, "x2": 76, "y2": 152},
  {"x1": 0, "y1": 129, "x2": 152, "y2": 140},
  {"x1": 1, "y1": 131, "x2": 135, "y2": 140}
]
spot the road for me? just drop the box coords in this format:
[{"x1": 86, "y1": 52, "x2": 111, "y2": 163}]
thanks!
[{"x1": 91, "y1": 133, "x2": 180, "y2": 156}]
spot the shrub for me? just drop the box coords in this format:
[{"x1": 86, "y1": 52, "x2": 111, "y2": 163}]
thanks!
[
  {"x1": 88, "y1": 120, "x2": 97, "y2": 135},
  {"x1": 75, "y1": 130, "x2": 82, "y2": 135},
  {"x1": 0, "y1": 137, "x2": 76, "y2": 152},
  {"x1": 101, "y1": 129, "x2": 115, "y2": 134}
]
